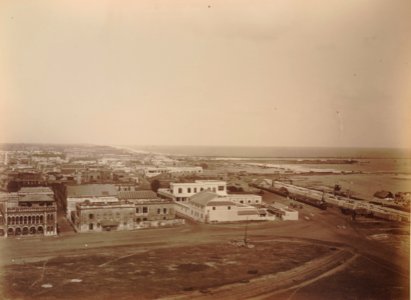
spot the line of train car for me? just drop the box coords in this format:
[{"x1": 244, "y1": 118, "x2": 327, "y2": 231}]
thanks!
[
  {"x1": 253, "y1": 184, "x2": 327, "y2": 210},
  {"x1": 253, "y1": 180, "x2": 410, "y2": 222}
]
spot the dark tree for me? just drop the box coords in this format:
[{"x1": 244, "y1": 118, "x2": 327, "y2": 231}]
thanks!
[
  {"x1": 151, "y1": 179, "x2": 161, "y2": 192},
  {"x1": 7, "y1": 181, "x2": 20, "y2": 192}
]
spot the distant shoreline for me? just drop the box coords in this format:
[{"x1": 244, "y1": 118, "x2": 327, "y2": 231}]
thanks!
[
  {"x1": 125, "y1": 145, "x2": 411, "y2": 159},
  {"x1": 0, "y1": 143, "x2": 410, "y2": 159}
]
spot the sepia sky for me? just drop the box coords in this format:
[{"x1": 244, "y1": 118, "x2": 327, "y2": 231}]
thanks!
[{"x1": 0, "y1": 0, "x2": 410, "y2": 148}]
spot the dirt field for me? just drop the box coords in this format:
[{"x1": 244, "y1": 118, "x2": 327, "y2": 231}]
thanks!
[
  {"x1": 2, "y1": 240, "x2": 344, "y2": 300},
  {"x1": 0, "y1": 191, "x2": 409, "y2": 300}
]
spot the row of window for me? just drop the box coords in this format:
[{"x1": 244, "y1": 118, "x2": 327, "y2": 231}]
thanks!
[
  {"x1": 87, "y1": 212, "x2": 134, "y2": 220},
  {"x1": 211, "y1": 206, "x2": 231, "y2": 210},
  {"x1": 239, "y1": 200, "x2": 259, "y2": 204},
  {"x1": 176, "y1": 186, "x2": 225, "y2": 194},
  {"x1": 19, "y1": 202, "x2": 54, "y2": 207},
  {"x1": 7, "y1": 214, "x2": 54, "y2": 225},
  {"x1": 7, "y1": 225, "x2": 54, "y2": 235},
  {"x1": 157, "y1": 208, "x2": 168, "y2": 214},
  {"x1": 175, "y1": 197, "x2": 188, "y2": 202},
  {"x1": 87, "y1": 216, "x2": 170, "y2": 230},
  {"x1": 87, "y1": 175, "x2": 111, "y2": 180},
  {"x1": 88, "y1": 222, "x2": 128, "y2": 230},
  {"x1": 86, "y1": 207, "x2": 171, "y2": 221},
  {"x1": 190, "y1": 209, "x2": 204, "y2": 219},
  {"x1": 117, "y1": 186, "x2": 138, "y2": 191},
  {"x1": 135, "y1": 207, "x2": 148, "y2": 214},
  {"x1": 135, "y1": 207, "x2": 170, "y2": 214}
]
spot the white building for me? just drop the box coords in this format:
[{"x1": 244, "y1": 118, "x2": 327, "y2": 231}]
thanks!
[
  {"x1": 159, "y1": 180, "x2": 262, "y2": 207},
  {"x1": 174, "y1": 191, "x2": 275, "y2": 223},
  {"x1": 158, "y1": 180, "x2": 227, "y2": 202},
  {"x1": 227, "y1": 194, "x2": 262, "y2": 205}
]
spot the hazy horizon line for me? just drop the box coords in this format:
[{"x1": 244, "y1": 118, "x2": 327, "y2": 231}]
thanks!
[{"x1": 0, "y1": 142, "x2": 410, "y2": 150}]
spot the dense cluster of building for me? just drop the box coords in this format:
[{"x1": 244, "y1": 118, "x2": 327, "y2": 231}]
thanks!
[
  {"x1": 0, "y1": 145, "x2": 298, "y2": 238},
  {"x1": 66, "y1": 184, "x2": 182, "y2": 232}
]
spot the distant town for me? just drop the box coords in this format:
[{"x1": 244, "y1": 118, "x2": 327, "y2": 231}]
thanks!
[
  {"x1": 0, "y1": 144, "x2": 409, "y2": 238},
  {"x1": 0, "y1": 144, "x2": 287, "y2": 237},
  {"x1": 0, "y1": 143, "x2": 409, "y2": 299}
]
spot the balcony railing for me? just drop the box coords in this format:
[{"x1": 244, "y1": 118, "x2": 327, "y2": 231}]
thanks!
[{"x1": 6, "y1": 206, "x2": 56, "y2": 213}]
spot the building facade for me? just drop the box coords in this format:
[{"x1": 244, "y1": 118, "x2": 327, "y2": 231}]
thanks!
[
  {"x1": 159, "y1": 180, "x2": 227, "y2": 202},
  {"x1": 227, "y1": 194, "x2": 262, "y2": 205},
  {"x1": 1, "y1": 187, "x2": 57, "y2": 237},
  {"x1": 72, "y1": 199, "x2": 182, "y2": 232},
  {"x1": 174, "y1": 191, "x2": 275, "y2": 223},
  {"x1": 72, "y1": 201, "x2": 135, "y2": 232},
  {"x1": 133, "y1": 199, "x2": 176, "y2": 225},
  {"x1": 66, "y1": 184, "x2": 118, "y2": 219}
]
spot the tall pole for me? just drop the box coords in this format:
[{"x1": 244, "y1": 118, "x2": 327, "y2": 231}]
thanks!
[{"x1": 244, "y1": 217, "x2": 248, "y2": 244}]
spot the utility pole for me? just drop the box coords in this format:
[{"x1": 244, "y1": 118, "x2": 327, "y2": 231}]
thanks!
[{"x1": 244, "y1": 217, "x2": 248, "y2": 245}]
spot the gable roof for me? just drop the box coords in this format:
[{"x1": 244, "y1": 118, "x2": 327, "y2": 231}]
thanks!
[
  {"x1": 67, "y1": 184, "x2": 118, "y2": 198},
  {"x1": 189, "y1": 191, "x2": 219, "y2": 206}
]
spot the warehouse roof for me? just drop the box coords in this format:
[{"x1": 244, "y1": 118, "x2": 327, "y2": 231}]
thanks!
[
  {"x1": 118, "y1": 190, "x2": 158, "y2": 200},
  {"x1": 67, "y1": 184, "x2": 118, "y2": 197},
  {"x1": 19, "y1": 193, "x2": 54, "y2": 203},
  {"x1": 18, "y1": 187, "x2": 54, "y2": 194}
]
